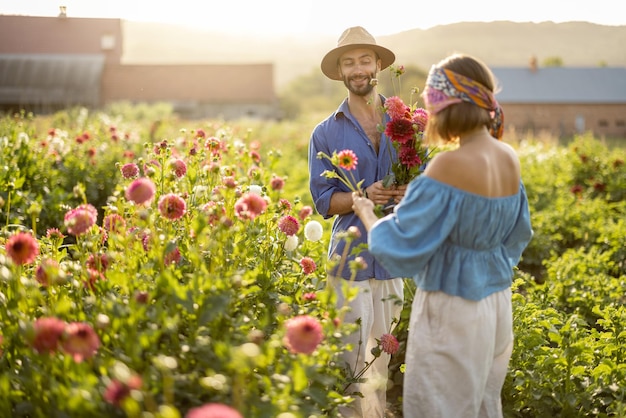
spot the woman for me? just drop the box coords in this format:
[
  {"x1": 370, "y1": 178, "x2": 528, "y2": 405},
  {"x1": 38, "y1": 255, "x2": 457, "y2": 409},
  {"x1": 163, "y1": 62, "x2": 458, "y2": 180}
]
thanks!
[{"x1": 351, "y1": 53, "x2": 533, "y2": 418}]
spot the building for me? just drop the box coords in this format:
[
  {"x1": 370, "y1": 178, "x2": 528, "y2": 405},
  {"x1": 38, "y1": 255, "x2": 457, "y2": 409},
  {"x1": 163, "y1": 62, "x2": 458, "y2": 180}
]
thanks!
[
  {"x1": 492, "y1": 59, "x2": 626, "y2": 138},
  {"x1": 0, "y1": 13, "x2": 280, "y2": 119}
]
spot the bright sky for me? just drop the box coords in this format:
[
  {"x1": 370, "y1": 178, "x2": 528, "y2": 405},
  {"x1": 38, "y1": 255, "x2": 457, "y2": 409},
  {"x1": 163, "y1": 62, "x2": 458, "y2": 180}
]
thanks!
[{"x1": 1, "y1": 0, "x2": 623, "y2": 37}]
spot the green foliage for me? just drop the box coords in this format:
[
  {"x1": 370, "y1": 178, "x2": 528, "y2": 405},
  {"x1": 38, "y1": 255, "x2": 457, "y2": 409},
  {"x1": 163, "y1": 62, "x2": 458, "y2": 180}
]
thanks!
[{"x1": 1, "y1": 106, "x2": 625, "y2": 417}]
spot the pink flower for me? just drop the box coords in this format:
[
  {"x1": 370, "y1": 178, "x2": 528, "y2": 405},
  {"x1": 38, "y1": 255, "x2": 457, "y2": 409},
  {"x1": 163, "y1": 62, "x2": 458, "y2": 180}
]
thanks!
[
  {"x1": 249, "y1": 150, "x2": 261, "y2": 163},
  {"x1": 164, "y1": 247, "x2": 181, "y2": 265},
  {"x1": 270, "y1": 176, "x2": 285, "y2": 191},
  {"x1": 30, "y1": 317, "x2": 66, "y2": 354},
  {"x1": 46, "y1": 228, "x2": 65, "y2": 241},
  {"x1": 278, "y1": 198, "x2": 292, "y2": 213},
  {"x1": 62, "y1": 322, "x2": 100, "y2": 362},
  {"x1": 201, "y1": 201, "x2": 226, "y2": 225},
  {"x1": 120, "y1": 163, "x2": 139, "y2": 179},
  {"x1": 380, "y1": 333, "x2": 399, "y2": 355},
  {"x1": 278, "y1": 215, "x2": 300, "y2": 236},
  {"x1": 35, "y1": 258, "x2": 61, "y2": 286},
  {"x1": 186, "y1": 403, "x2": 243, "y2": 418},
  {"x1": 125, "y1": 177, "x2": 156, "y2": 205},
  {"x1": 170, "y1": 158, "x2": 187, "y2": 178},
  {"x1": 86, "y1": 253, "x2": 110, "y2": 272},
  {"x1": 298, "y1": 205, "x2": 313, "y2": 221},
  {"x1": 283, "y1": 315, "x2": 324, "y2": 355},
  {"x1": 385, "y1": 96, "x2": 410, "y2": 120},
  {"x1": 84, "y1": 268, "x2": 106, "y2": 291},
  {"x1": 5, "y1": 231, "x2": 39, "y2": 265},
  {"x1": 158, "y1": 194, "x2": 187, "y2": 221},
  {"x1": 300, "y1": 257, "x2": 317, "y2": 275},
  {"x1": 104, "y1": 374, "x2": 142, "y2": 406},
  {"x1": 222, "y1": 176, "x2": 238, "y2": 189},
  {"x1": 303, "y1": 292, "x2": 317, "y2": 301},
  {"x1": 103, "y1": 213, "x2": 126, "y2": 233},
  {"x1": 412, "y1": 107, "x2": 429, "y2": 132},
  {"x1": 336, "y1": 149, "x2": 358, "y2": 171},
  {"x1": 234, "y1": 193, "x2": 267, "y2": 220},
  {"x1": 204, "y1": 137, "x2": 222, "y2": 155},
  {"x1": 64, "y1": 204, "x2": 98, "y2": 236}
]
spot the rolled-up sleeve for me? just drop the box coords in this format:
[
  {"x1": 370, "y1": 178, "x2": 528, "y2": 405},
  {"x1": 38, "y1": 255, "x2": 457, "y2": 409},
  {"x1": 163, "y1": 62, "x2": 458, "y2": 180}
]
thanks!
[{"x1": 308, "y1": 127, "x2": 339, "y2": 219}]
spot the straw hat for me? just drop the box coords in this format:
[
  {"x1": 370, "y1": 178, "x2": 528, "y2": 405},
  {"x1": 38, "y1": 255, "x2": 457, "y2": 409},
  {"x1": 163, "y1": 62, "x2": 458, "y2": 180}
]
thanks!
[{"x1": 321, "y1": 26, "x2": 395, "y2": 81}]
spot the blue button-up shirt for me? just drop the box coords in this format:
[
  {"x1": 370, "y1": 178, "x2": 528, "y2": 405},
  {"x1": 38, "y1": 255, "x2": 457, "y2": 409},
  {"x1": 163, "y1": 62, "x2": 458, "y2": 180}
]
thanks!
[{"x1": 308, "y1": 96, "x2": 397, "y2": 281}]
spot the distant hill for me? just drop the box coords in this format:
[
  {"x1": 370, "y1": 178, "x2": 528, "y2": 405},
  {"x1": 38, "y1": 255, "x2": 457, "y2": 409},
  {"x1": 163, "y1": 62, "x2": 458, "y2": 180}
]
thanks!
[{"x1": 121, "y1": 21, "x2": 626, "y2": 89}]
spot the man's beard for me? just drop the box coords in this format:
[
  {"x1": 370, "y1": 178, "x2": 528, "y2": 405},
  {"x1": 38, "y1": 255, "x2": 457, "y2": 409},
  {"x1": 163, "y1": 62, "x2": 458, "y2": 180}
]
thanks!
[{"x1": 343, "y1": 72, "x2": 377, "y2": 97}]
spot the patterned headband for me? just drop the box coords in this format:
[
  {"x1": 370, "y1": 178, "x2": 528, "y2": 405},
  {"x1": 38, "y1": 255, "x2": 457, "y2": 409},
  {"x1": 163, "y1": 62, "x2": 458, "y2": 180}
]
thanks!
[{"x1": 423, "y1": 66, "x2": 504, "y2": 139}]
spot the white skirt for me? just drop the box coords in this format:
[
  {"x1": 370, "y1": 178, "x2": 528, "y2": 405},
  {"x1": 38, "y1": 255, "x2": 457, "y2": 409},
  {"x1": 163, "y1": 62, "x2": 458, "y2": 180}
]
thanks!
[{"x1": 403, "y1": 287, "x2": 513, "y2": 418}]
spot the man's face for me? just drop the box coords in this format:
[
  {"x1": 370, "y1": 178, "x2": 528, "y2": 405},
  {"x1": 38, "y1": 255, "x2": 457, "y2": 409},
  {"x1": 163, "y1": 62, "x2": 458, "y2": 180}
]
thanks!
[{"x1": 338, "y1": 48, "x2": 380, "y2": 96}]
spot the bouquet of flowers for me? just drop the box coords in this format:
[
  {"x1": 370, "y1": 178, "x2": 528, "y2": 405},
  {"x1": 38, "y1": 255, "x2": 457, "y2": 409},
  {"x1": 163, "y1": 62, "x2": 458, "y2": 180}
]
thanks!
[{"x1": 380, "y1": 65, "x2": 433, "y2": 187}]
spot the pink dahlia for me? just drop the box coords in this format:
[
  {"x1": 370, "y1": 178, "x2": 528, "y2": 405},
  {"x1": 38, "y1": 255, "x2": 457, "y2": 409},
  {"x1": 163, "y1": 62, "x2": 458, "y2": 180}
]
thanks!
[
  {"x1": 300, "y1": 257, "x2": 317, "y2": 275},
  {"x1": 385, "y1": 96, "x2": 410, "y2": 120},
  {"x1": 278, "y1": 215, "x2": 300, "y2": 236},
  {"x1": 35, "y1": 258, "x2": 61, "y2": 286},
  {"x1": 120, "y1": 162, "x2": 139, "y2": 179},
  {"x1": 86, "y1": 253, "x2": 110, "y2": 272},
  {"x1": 412, "y1": 107, "x2": 429, "y2": 132},
  {"x1": 62, "y1": 322, "x2": 100, "y2": 362},
  {"x1": 170, "y1": 158, "x2": 187, "y2": 178},
  {"x1": 64, "y1": 204, "x2": 98, "y2": 236},
  {"x1": 164, "y1": 247, "x2": 181, "y2": 265},
  {"x1": 380, "y1": 333, "x2": 400, "y2": 355},
  {"x1": 46, "y1": 228, "x2": 65, "y2": 241},
  {"x1": 31, "y1": 317, "x2": 66, "y2": 354},
  {"x1": 283, "y1": 315, "x2": 324, "y2": 355},
  {"x1": 5, "y1": 231, "x2": 39, "y2": 265},
  {"x1": 201, "y1": 201, "x2": 226, "y2": 225},
  {"x1": 158, "y1": 193, "x2": 187, "y2": 220},
  {"x1": 222, "y1": 176, "x2": 237, "y2": 189},
  {"x1": 270, "y1": 176, "x2": 285, "y2": 191},
  {"x1": 103, "y1": 213, "x2": 126, "y2": 233},
  {"x1": 298, "y1": 205, "x2": 313, "y2": 221},
  {"x1": 234, "y1": 193, "x2": 267, "y2": 221},
  {"x1": 125, "y1": 177, "x2": 156, "y2": 205},
  {"x1": 104, "y1": 374, "x2": 142, "y2": 406},
  {"x1": 186, "y1": 403, "x2": 243, "y2": 418}
]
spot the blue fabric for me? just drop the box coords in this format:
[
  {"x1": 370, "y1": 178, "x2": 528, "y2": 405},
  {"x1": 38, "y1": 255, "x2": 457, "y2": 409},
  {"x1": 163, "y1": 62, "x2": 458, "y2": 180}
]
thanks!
[
  {"x1": 368, "y1": 176, "x2": 533, "y2": 300},
  {"x1": 308, "y1": 96, "x2": 398, "y2": 281}
]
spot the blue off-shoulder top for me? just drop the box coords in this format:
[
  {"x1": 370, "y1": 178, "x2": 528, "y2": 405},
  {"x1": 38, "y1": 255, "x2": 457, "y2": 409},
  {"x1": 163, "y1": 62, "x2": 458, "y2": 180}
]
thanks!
[{"x1": 368, "y1": 175, "x2": 533, "y2": 301}]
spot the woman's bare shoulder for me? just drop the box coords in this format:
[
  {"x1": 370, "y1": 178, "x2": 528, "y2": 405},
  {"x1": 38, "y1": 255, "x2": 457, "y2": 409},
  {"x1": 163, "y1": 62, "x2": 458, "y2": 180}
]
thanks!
[{"x1": 423, "y1": 150, "x2": 463, "y2": 181}]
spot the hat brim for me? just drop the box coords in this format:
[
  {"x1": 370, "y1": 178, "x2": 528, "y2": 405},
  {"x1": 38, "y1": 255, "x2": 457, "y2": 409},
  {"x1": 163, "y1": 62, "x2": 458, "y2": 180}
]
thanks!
[{"x1": 321, "y1": 44, "x2": 395, "y2": 81}]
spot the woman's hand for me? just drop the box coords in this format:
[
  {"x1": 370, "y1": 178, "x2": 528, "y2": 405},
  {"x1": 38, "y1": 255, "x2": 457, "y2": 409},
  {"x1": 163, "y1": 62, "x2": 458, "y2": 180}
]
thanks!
[{"x1": 352, "y1": 191, "x2": 375, "y2": 218}]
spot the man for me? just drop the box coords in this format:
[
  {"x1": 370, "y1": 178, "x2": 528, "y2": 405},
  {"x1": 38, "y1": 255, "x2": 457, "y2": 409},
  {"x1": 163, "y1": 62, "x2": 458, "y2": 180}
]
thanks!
[{"x1": 308, "y1": 26, "x2": 405, "y2": 418}]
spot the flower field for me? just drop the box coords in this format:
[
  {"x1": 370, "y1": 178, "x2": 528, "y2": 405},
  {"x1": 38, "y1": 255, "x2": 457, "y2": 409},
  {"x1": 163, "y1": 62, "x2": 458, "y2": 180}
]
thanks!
[{"x1": 1, "y1": 107, "x2": 626, "y2": 417}]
